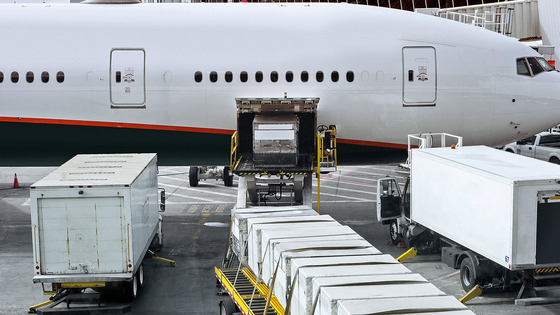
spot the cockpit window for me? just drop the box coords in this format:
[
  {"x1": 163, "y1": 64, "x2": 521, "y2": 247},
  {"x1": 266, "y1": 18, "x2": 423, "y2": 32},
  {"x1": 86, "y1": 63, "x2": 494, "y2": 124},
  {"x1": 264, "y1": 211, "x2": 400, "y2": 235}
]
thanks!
[
  {"x1": 517, "y1": 57, "x2": 556, "y2": 77},
  {"x1": 527, "y1": 57, "x2": 544, "y2": 76},
  {"x1": 536, "y1": 57, "x2": 555, "y2": 71},
  {"x1": 517, "y1": 58, "x2": 531, "y2": 76}
]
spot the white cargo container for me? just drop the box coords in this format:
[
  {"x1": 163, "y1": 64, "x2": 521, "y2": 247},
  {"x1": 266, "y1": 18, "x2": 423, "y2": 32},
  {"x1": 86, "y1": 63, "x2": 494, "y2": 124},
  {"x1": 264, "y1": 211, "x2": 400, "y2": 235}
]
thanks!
[
  {"x1": 248, "y1": 223, "x2": 347, "y2": 274},
  {"x1": 378, "y1": 145, "x2": 560, "y2": 296},
  {"x1": 294, "y1": 257, "x2": 408, "y2": 315},
  {"x1": 320, "y1": 283, "x2": 445, "y2": 315},
  {"x1": 30, "y1": 153, "x2": 162, "y2": 299},
  {"x1": 231, "y1": 206, "x2": 318, "y2": 257},
  {"x1": 337, "y1": 295, "x2": 475, "y2": 315}
]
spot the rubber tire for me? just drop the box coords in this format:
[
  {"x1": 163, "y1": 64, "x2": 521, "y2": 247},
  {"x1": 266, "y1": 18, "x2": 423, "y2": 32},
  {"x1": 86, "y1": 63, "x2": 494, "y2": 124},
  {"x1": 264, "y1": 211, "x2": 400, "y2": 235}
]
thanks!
[
  {"x1": 189, "y1": 166, "x2": 199, "y2": 187},
  {"x1": 550, "y1": 157, "x2": 560, "y2": 165},
  {"x1": 123, "y1": 275, "x2": 138, "y2": 302},
  {"x1": 505, "y1": 149, "x2": 515, "y2": 153},
  {"x1": 220, "y1": 299, "x2": 237, "y2": 315},
  {"x1": 460, "y1": 256, "x2": 478, "y2": 292},
  {"x1": 223, "y1": 166, "x2": 233, "y2": 187},
  {"x1": 137, "y1": 264, "x2": 144, "y2": 289},
  {"x1": 389, "y1": 220, "x2": 401, "y2": 246}
]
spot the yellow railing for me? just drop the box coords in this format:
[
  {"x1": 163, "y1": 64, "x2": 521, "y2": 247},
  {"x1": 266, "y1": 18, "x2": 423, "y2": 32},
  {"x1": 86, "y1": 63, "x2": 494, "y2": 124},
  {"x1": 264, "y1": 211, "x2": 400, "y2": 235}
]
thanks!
[
  {"x1": 230, "y1": 131, "x2": 239, "y2": 171},
  {"x1": 316, "y1": 128, "x2": 337, "y2": 172}
]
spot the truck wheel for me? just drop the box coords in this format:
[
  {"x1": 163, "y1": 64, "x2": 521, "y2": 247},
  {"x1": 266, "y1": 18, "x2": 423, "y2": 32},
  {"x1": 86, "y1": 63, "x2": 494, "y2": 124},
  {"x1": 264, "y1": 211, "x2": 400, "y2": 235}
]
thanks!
[
  {"x1": 137, "y1": 264, "x2": 144, "y2": 289},
  {"x1": 219, "y1": 299, "x2": 237, "y2": 315},
  {"x1": 550, "y1": 157, "x2": 560, "y2": 164},
  {"x1": 123, "y1": 275, "x2": 138, "y2": 302},
  {"x1": 460, "y1": 256, "x2": 478, "y2": 292},
  {"x1": 505, "y1": 149, "x2": 514, "y2": 153},
  {"x1": 389, "y1": 220, "x2": 402, "y2": 246},
  {"x1": 189, "y1": 166, "x2": 199, "y2": 187},
  {"x1": 224, "y1": 166, "x2": 233, "y2": 187}
]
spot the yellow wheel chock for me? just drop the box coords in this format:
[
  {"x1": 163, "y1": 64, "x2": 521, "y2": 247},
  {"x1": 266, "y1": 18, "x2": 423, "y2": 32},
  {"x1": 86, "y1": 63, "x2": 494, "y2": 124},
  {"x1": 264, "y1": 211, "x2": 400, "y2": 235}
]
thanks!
[
  {"x1": 397, "y1": 247, "x2": 418, "y2": 263},
  {"x1": 459, "y1": 284, "x2": 482, "y2": 304}
]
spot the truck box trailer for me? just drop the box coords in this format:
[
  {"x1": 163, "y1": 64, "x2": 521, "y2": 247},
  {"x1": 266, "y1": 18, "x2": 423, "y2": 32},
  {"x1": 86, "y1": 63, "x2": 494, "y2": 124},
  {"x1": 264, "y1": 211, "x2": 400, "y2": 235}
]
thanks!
[
  {"x1": 30, "y1": 153, "x2": 162, "y2": 300},
  {"x1": 336, "y1": 295, "x2": 474, "y2": 315},
  {"x1": 378, "y1": 145, "x2": 560, "y2": 299}
]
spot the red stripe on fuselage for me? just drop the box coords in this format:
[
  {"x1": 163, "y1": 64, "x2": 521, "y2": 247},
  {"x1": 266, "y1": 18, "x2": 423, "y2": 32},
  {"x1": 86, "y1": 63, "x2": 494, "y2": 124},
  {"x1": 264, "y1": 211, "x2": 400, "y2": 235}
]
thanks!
[{"x1": 0, "y1": 116, "x2": 406, "y2": 149}]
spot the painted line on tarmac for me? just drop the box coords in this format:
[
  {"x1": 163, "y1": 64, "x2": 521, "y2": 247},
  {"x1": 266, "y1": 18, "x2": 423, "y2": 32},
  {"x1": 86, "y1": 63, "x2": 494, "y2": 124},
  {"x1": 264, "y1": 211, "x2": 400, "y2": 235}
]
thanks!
[
  {"x1": 159, "y1": 182, "x2": 237, "y2": 199},
  {"x1": 312, "y1": 191, "x2": 372, "y2": 202}
]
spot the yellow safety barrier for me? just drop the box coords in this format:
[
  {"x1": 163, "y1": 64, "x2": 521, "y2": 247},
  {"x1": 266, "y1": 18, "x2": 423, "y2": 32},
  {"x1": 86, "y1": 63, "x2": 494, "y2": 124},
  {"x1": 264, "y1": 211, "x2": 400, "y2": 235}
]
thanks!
[{"x1": 152, "y1": 255, "x2": 176, "y2": 267}]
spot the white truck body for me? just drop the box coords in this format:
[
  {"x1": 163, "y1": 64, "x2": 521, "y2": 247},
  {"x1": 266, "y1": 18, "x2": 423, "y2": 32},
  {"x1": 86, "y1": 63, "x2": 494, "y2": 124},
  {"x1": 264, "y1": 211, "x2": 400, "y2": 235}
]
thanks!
[
  {"x1": 336, "y1": 295, "x2": 473, "y2": 315},
  {"x1": 411, "y1": 146, "x2": 560, "y2": 270},
  {"x1": 503, "y1": 131, "x2": 560, "y2": 163},
  {"x1": 30, "y1": 153, "x2": 160, "y2": 284}
]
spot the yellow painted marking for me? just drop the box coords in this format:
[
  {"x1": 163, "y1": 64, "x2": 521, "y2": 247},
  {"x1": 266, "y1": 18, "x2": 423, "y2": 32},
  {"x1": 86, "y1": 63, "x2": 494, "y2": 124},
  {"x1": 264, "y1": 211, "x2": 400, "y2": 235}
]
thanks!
[
  {"x1": 550, "y1": 196, "x2": 560, "y2": 200},
  {"x1": 216, "y1": 205, "x2": 225, "y2": 213},
  {"x1": 188, "y1": 205, "x2": 198, "y2": 213},
  {"x1": 61, "y1": 282, "x2": 105, "y2": 288},
  {"x1": 202, "y1": 205, "x2": 212, "y2": 213}
]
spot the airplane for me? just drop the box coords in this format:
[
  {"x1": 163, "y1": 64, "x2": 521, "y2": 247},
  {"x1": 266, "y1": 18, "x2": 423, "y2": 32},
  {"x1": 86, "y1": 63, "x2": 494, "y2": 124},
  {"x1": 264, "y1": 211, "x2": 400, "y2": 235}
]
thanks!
[{"x1": 1, "y1": 2, "x2": 560, "y2": 167}]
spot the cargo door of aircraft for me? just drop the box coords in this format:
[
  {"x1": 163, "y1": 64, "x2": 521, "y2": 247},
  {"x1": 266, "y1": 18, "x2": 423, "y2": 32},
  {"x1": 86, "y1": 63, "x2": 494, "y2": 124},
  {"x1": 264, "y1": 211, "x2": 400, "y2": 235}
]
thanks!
[
  {"x1": 402, "y1": 47, "x2": 437, "y2": 106},
  {"x1": 110, "y1": 49, "x2": 146, "y2": 107}
]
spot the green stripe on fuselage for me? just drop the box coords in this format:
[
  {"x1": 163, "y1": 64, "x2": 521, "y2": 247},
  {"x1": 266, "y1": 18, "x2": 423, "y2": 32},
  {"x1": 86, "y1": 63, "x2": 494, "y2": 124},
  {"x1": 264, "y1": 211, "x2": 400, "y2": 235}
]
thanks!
[{"x1": 0, "y1": 121, "x2": 405, "y2": 166}]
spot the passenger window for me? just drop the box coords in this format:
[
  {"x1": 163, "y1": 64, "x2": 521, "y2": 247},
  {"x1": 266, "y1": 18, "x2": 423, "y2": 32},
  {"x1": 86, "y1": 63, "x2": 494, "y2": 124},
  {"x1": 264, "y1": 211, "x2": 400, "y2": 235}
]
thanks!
[
  {"x1": 56, "y1": 71, "x2": 64, "y2": 83},
  {"x1": 270, "y1": 71, "x2": 278, "y2": 83},
  {"x1": 316, "y1": 71, "x2": 324, "y2": 82},
  {"x1": 0, "y1": 71, "x2": 4, "y2": 83},
  {"x1": 210, "y1": 71, "x2": 218, "y2": 83},
  {"x1": 286, "y1": 71, "x2": 293, "y2": 83},
  {"x1": 240, "y1": 71, "x2": 248, "y2": 83},
  {"x1": 346, "y1": 71, "x2": 354, "y2": 82},
  {"x1": 331, "y1": 71, "x2": 339, "y2": 82},
  {"x1": 225, "y1": 71, "x2": 233, "y2": 83},
  {"x1": 194, "y1": 71, "x2": 203, "y2": 83},
  {"x1": 11, "y1": 71, "x2": 19, "y2": 83},
  {"x1": 255, "y1": 71, "x2": 263, "y2": 83},
  {"x1": 301, "y1": 71, "x2": 309, "y2": 82},
  {"x1": 26, "y1": 71, "x2": 34, "y2": 83},
  {"x1": 41, "y1": 71, "x2": 49, "y2": 83},
  {"x1": 516, "y1": 58, "x2": 531, "y2": 76},
  {"x1": 527, "y1": 58, "x2": 544, "y2": 76}
]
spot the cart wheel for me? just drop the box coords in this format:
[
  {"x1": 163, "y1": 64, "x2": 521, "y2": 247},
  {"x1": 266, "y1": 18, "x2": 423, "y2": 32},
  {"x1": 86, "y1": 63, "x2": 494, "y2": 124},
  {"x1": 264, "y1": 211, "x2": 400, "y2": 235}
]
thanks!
[
  {"x1": 460, "y1": 256, "x2": 478, "y2": 292},
  {"x1": 189, "y1": 166, "x2": 199, "y2": 187},
  {"x1": 123, "y1": 275, "x2": 138, "y2": 302},
  {"x1": 389, "y1": 220, "x2": 402, "y2": 246},
  {"x1": 137, "y1": 264, "x2": 144, "y2": 289},
  {"x1": 224, "y1": 166, "x2": 233, "y2": 187},
  {"x1": 219, "y1": 299, "x2": 237, "y2": 315}
]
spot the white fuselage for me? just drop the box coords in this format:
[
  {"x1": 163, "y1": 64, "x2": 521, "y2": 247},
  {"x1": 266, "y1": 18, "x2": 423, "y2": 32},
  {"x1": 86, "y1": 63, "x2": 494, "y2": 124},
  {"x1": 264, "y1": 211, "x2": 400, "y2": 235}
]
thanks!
[{"x1": 1, "y1": 3, "x2": 560, "y2": 163}]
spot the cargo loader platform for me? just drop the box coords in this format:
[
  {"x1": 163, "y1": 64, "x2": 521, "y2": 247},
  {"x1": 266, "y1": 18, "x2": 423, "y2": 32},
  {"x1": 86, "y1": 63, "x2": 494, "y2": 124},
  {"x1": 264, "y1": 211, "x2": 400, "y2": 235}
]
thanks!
[{"x1": 215, "y1": 267, "x2": 284, "y2": 315}]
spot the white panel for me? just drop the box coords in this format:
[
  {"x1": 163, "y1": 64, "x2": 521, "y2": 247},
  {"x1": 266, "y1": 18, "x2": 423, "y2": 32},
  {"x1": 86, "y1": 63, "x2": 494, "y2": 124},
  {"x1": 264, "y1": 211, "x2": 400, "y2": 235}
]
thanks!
[{"x1": 39, "y1": 197, "x2": 125, "y2": 274}]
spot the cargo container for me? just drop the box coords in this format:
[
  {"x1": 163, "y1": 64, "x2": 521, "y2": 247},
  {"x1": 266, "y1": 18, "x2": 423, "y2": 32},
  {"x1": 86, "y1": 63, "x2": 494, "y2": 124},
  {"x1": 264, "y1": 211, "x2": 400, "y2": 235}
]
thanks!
[{"x1": 30, "y1": 153, "x2": 162, "y2": 301}]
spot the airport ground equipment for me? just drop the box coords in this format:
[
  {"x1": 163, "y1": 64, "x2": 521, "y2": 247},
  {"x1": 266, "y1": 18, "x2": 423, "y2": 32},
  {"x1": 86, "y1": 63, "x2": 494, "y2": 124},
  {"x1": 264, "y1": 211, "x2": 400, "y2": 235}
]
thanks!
[
  {"x1": 29, "y1": 153, "x2": 167, "y2": 311},
  {"x1": 503, "y1": 131, "x2": 560, "y2": 164},
  {"x1": 229, "y1": 97, "x2": 336, "y2": 207},
  {"x1": 188, "y1": 165, "x2": 234, "y2": 187},
  {"x1": 378, "y1": 142, "x2": 560, "y2": 305},
  {"x1": 216, "y1": 157, "x2": 474, "y2": 315}
]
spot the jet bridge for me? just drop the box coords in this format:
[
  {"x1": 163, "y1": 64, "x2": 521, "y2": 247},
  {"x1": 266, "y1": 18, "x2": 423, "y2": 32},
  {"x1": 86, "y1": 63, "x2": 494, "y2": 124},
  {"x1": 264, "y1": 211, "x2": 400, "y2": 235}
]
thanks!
[{"x1": 230, "y1": 98, "x2": 336, "y2": 206}]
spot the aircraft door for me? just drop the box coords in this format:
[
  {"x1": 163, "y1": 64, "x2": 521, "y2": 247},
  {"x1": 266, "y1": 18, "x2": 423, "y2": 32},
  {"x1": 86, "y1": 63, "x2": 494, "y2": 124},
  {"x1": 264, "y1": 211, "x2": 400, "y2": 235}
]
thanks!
[
  {"x1": 402, "y1": 47, "x2": 437, "y2": 106},
  {"x1": 376, "y1": 177, "x2": 402, "y2": 221},
  {"x1": 110, "y1": 49, "x2": 146, "y2": 107}
]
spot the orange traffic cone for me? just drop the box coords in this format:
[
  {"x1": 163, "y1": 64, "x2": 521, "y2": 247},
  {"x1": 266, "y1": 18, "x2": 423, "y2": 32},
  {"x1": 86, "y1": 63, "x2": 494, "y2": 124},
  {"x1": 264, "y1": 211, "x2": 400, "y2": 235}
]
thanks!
[{"x1": 13, "y1": 173, "x2": 19, "y2": 188}]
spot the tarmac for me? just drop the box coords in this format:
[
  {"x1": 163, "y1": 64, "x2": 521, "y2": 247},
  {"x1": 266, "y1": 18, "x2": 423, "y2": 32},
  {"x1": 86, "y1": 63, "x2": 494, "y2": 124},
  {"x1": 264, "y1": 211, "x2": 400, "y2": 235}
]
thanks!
[{"x1": 1, "y1": 165, "x2": 560, "y2": 314}]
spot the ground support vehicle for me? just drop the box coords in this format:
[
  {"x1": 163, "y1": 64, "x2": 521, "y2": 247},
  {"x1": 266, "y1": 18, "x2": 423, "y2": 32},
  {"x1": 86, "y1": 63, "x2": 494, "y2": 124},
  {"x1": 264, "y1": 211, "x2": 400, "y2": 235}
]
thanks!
[
  {"x1": 188, "y1": 165, "x2": 234, "y2": 187},
  {"x1": 504, "y1": 131, "x2": 560, "y2": 164},
  {"x1": 379, "y1": 140, "x2": 560, "y2": 305},
  {"x1": 29, "y1": 154, "x2": 171, "y2": 313}
]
